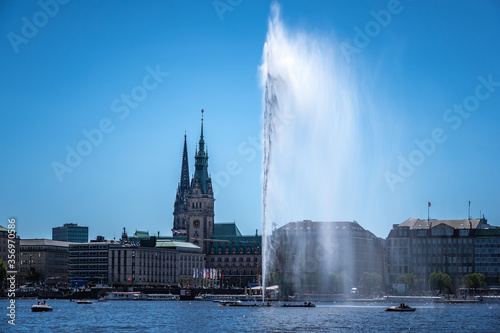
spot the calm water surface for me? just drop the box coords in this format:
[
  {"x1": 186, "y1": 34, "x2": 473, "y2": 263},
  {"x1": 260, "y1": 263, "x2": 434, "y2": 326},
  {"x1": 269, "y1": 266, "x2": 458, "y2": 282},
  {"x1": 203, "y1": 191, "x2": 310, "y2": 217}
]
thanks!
[{"x1": 2, "y1": 300, "x2": 500, "y2": 332}]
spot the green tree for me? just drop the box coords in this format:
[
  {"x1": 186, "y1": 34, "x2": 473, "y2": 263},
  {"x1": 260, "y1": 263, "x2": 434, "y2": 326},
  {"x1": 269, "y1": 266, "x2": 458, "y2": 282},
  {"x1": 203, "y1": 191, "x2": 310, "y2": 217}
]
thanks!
[
  {"x1": 396, "y1": 273, "x2": 416, "y2": 292},
  {"x1": 463, "y1": 273, "x2": 486, "y2": 292},
  {"x1": 360, "y1": 272, "x2": 383, "y2": 295},
  {"x1": 429, "y1": 272, "x2": 451, "y2": 294},
  {"x1": 27, "y1": 267, "x2": 41, "y2": 284}
]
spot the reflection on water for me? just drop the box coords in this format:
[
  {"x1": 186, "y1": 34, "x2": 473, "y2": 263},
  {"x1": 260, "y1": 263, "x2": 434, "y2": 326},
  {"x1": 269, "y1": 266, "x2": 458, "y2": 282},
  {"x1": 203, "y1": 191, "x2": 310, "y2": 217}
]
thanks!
[{"x1": 3, "y1": 299, "x2": 500, "y2": 333}]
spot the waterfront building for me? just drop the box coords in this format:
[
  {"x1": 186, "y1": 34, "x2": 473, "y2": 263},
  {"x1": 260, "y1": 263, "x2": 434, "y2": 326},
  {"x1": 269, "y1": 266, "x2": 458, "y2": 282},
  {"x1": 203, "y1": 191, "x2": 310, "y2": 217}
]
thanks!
[
  {"x1": 385, "y1": 217, "x2": 499, "y2": 291},
  {"x1": 19, "y1": 239, "x2": 75, "y2": 286},
  {"x1": 273, "y1": 220, "x2": 385, "y2": 296},
  {"x1": 0, "y1": 225, "x2": 20, "y2": 275},
  {"x1": 52, "y1": 223, "x2": 89, "y2": 243},
  {"x1": 68, "y1": 237, "x2": 204, "y2": 287},
  {"x1": 206, "y1": 223, "x2": 261, "y2": 288}
]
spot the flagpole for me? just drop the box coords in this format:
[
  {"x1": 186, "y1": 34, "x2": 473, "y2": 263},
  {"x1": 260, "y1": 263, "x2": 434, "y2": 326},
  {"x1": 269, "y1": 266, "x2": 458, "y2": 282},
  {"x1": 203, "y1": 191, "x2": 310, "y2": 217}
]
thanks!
[{"x1": 468, "y1": 201, "x2": 471, "y2": 220}]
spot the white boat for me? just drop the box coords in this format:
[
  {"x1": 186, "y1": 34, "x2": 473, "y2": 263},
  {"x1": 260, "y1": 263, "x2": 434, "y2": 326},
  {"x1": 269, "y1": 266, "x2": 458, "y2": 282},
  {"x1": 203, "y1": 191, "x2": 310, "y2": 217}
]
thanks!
[
  {"x1": 31, "y1": 304, "x2": 53, "y2": 312},
  {"x1": 146, "y1": 293, "x2": 179, "y2": 301},
  {"x1": 104, "y1": 291, "x2": 148, "y2": 301},
  {"x1": 76, "y1": 299, "x2": 93, "y2": 304}
]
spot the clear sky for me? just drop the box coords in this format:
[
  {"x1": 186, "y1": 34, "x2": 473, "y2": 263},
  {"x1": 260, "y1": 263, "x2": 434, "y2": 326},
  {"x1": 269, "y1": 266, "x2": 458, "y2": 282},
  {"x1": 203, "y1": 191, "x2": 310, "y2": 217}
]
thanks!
[{"x1": 1, "y1": 0, "x2": 499, "y2": 240}]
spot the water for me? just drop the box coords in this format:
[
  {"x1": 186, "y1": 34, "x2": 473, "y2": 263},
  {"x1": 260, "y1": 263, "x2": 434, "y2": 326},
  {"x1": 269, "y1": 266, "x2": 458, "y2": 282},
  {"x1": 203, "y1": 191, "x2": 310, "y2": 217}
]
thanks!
[
  {"x1": 260, "y1": 4, "x2": 360, "y2": 293},
  {"x1": 3, "y1": 300, "x2": 500, "y2": 332}
]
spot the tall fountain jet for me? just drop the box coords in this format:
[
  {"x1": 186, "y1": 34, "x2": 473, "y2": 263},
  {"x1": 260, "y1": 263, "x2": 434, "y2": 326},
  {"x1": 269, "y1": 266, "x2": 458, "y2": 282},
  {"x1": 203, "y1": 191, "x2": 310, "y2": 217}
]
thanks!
[{"x1": 260, "y1": 3, "x2": 362, "y2": 297}]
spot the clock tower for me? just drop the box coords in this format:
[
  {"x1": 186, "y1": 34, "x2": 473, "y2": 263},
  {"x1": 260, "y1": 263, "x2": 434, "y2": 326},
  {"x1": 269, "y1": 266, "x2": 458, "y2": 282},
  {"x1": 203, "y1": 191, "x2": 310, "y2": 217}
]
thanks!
[{"x1": 186, "y1": 110, "x2": 215, "y2": 253}]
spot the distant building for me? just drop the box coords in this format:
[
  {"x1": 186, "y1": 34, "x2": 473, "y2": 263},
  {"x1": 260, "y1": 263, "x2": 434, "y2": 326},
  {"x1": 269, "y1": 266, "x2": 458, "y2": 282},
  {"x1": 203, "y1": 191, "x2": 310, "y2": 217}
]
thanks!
[
  {"x1": 385, "y1": 217, "x2": 499, "y2": 290},
  {"x1": 206, "y1": 223, "x2": 261, "y2": 288},
  {"x1": 273, "y1": 220, "x2": 385, "y2": 297},
  {"x1": 68, "y1": 237, "x2": 204, "y2": 287},
  {"x1": 19, "y1": 239, "x2": 75, "y2": 286},
  {"x1": 0, "y1": 225, "x2": 20, "y2": 276},
  {"x1": 52, "y1": 223, "x2": 88, "y2": 243}
]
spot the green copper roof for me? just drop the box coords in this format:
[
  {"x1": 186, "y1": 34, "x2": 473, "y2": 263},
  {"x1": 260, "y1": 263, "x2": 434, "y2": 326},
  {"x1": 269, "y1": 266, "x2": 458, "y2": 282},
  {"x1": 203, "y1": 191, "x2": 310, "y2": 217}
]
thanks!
[
  {"x1": 0, "y1": 225, "x2": 9, "y2": 232},
  {"x1": 156, "y1": 241, "x2": 201, "y2": 249},
  {"x1": 134, "y1": 230, "x2": 150, "y2": 239},
  {"x1": 214, "y1": 223, "x2": 242, "y2": 237}
]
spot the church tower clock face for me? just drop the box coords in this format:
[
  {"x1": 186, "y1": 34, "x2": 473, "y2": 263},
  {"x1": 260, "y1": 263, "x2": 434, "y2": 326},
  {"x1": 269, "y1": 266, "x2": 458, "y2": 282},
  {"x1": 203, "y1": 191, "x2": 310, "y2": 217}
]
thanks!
[{"x1": 193, "y1": 219, "x2": 200, "y2": 228}]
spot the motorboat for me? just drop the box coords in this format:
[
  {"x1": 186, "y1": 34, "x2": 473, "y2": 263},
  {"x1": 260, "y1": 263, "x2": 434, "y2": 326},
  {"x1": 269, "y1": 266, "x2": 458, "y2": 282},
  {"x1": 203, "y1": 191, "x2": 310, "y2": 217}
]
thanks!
[
  {"x1": 31, "y1": 303, "x2": 53, "y2": 312},
  {"x1": 386, "y1": 305, "x2": 416, "y2": 312},
  {"x1": 281, "y1": 302, "x2": 316, "y2": 308},
  {"x1": 146, "y1": 293, "x2": 180, "y2": 301},
  {"x1": 76, "y1": 299, "x2": 93, "y2": 304}
]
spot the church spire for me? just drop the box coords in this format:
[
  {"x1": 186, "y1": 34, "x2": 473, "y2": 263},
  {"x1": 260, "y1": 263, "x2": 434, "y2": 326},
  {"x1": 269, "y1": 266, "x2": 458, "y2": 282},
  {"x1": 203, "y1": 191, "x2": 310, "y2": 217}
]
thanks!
[{"x1": 179, "y1": 131, "x2": 190, "y2": 192}]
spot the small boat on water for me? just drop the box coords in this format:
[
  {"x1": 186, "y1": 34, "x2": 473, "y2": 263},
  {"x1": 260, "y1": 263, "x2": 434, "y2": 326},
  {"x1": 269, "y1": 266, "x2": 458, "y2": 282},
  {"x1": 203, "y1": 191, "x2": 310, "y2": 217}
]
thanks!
[
  {"x1": 32, "y1": 303, "x2": 53, "y2": 312},
  {"x1": 98, "y1": 297, "x2": 108, "y2": 302},
  {"x1": 386, "y1": 305, "x2": 416, "y2": 312},
  {"x1": 281, "y1": 302, "x2": 316, "y2": 308},
  {"x1": 76, "y1": 299, "x2": 93, "y2": 304}
]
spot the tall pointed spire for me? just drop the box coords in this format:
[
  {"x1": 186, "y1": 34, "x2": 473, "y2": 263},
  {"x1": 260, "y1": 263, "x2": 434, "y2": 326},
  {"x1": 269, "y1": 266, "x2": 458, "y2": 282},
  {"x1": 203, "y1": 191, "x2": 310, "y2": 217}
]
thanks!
[
  {"x1": 199, "y1": 109, "x2": 205, "y2": 152},
  {"x1": 173, "y1": 131, "x2": 190, "y2": 230},
  {"x1": 180, "y1": 131, "x2": 190, "y2": 192},
  {"x1": 193, "y1": 109, "x2": 210, "y2": 193}
]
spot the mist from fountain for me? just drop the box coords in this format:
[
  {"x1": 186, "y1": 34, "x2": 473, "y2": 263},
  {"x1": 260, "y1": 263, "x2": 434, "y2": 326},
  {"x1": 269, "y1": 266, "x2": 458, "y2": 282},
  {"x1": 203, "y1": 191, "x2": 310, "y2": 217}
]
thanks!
[{"x1": 260, "y1": 3, "x2": 361, "y2": 298}]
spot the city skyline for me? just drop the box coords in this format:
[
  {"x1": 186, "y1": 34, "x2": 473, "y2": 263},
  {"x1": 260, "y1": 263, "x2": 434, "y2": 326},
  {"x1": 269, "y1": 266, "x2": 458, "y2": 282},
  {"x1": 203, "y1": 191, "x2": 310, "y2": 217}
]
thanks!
[{"x1": 1, "y1": 1, "x2": 500, "y2": 240}]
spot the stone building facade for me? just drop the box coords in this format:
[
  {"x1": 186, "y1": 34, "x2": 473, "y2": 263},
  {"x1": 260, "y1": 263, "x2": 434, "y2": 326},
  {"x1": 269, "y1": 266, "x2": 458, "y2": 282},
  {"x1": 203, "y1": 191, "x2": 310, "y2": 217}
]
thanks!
[
  {"x1": 19, "y1": 239, "x2": 74, "y2": 286},
  {"x1": 385, "y1": 217, "x2": 499, "y2": 291}
]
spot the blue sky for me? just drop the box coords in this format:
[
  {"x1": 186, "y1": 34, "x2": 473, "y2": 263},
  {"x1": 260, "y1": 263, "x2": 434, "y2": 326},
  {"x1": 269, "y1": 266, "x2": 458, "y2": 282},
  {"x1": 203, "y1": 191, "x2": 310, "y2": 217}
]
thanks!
[{"x1": 1, "y1": 0, "x2": 499, "y2": 240}]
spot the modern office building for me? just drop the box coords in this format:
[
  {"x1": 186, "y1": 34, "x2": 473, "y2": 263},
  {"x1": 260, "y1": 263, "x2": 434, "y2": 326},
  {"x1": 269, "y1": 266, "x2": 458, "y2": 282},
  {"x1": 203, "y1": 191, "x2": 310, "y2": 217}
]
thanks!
[
  {"x1": 19, "y1": 239, "x2": 74, "y2": 285},
  {"x1": 52, "y1": 223, "x2": 89, "y2": 243},
  {"x1": 273, "y1": 220, "x2": 385, "y2": 297},
  {"x1": 385, "y1": 217, "x2": 499, "y2": 291}
]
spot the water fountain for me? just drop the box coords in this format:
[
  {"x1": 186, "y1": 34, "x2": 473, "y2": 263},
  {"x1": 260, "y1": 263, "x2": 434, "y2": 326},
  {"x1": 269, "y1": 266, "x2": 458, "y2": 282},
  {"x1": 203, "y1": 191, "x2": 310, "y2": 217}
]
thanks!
[{"x1": 260, "y1": 3, "x2": 365, "y2": 300}]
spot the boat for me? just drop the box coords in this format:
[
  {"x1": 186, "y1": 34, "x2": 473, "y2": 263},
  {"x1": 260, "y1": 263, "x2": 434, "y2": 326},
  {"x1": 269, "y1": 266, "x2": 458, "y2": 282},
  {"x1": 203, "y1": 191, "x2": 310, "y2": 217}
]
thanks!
[
  {"x1": 386, "y1": 305, "x2": 416, "y2": 312},
  {"x1": 146, "y1": 293, "x2": 180, "y2": 301},
  {"x1": 219, "y1": 300, "x2": 243, "y2": 306},
  {"x1": 98, "y1": 297, "x2": 108, "y2": 302},
  {"x1": 104, "y1": 291, "x2": 148, "y2": 301},
  {"x1": 76, "y1": 299, "x2": 93, "y2": 304},
  {"x1": 281, "y1": 302, "x2": 316, "y2": 308},
  {"x1": 31, "y1": 304, "x2": 53, "y2": 312}
]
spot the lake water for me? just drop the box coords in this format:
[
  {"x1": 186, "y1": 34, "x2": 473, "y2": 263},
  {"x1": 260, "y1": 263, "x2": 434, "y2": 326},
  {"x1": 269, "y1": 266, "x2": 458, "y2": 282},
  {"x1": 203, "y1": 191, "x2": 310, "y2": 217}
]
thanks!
[{"x1": 2, "y1": 300, "x2": 500, "y2": 332}]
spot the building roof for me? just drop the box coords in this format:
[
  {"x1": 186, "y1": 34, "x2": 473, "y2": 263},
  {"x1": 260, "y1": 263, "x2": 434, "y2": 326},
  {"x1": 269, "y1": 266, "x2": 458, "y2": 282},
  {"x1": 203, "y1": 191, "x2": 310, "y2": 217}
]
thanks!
[
  {"x1": 156, "y1": 240, "x2": 201, "y2": 250},
  {"x1": 0, "y1": 225, "x2": 8, "y2": 232},
  {"x1": 398, "y1": 218, "x2": 487, "y2": 230},
  {"x1": 134, "y1": 230, "x2": 150, "y2": 239},
  {"x1": 20, "y1": 239, "x2": 76, "y2": 247},
  {"x1": 214, "y1": 222, "x2": 242, "y2": 237}
]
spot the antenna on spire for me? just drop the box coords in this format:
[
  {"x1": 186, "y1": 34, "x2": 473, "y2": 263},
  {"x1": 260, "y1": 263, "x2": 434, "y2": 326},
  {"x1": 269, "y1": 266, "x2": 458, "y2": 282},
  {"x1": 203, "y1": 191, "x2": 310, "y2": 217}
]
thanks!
[{"x1": 201, "y1": 109, "x2": 204, "y2": 121}]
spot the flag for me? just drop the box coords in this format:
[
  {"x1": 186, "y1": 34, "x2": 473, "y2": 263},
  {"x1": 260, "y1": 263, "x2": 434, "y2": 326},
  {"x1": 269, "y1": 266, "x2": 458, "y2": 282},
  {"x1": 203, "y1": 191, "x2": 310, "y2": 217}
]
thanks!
[
  {"x1": 272, "y1": 222, "x2": 277, "y2": 227},
  {"x1": 428, "y1": 202, "x2": 431, "y2": 207},
  {"x1": 193, "y1": 268, "x2": 196, "y2": 279},
  {"x1": 469, "y1": 201, "x2": 471, "y2": 206}
]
